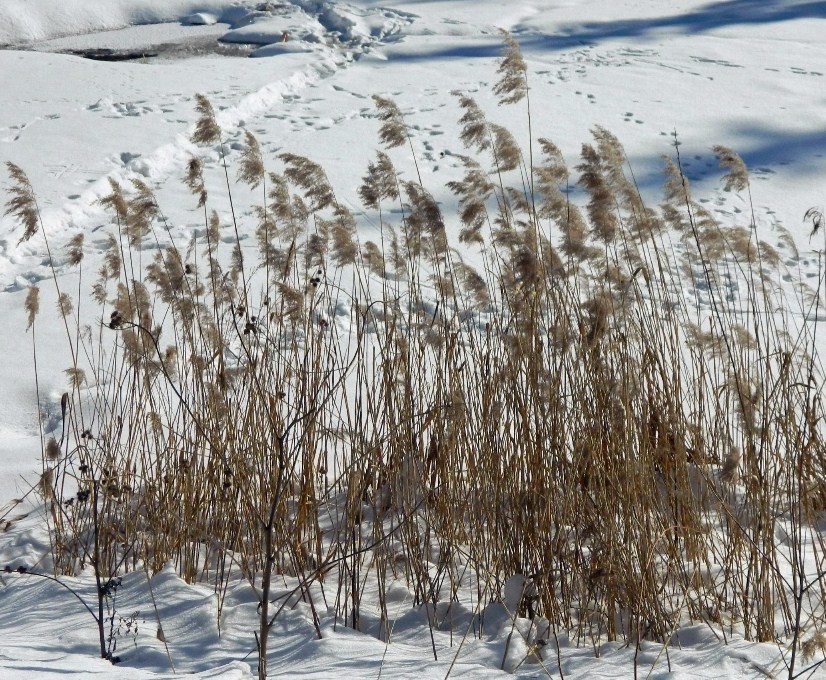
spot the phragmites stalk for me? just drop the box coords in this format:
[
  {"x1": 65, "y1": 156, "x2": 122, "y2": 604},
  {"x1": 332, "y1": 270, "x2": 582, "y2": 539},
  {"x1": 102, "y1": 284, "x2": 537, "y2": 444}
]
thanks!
[
  {"x1": 453, "y1": 93, "x2": 490, "y2": 152},
  {"x1": 662, "y1": 155, "x2": 690, "y2": 209},
  {"x1": 67, "y1": 233, "x2": 84, "y2": 266},
  {"x1": 279, "y1": 153, "x2": 335, "y2": 212},
  {"x1": 361, "y1": 241, "x2": 386, "y2": 278},
  {"x1": 277, "y1": 282, "x2": 305, "y2": 321},
  {"x1": 493, "y1": 30, "x2": 527, "y2": 105},
  {"x1": 447, "y1": 155, "x2": 494, "y2": 244},
  {"x1": 404, "y1": 181, "x2": 447, "y2": 254},
  {"x1": 24, "y1": 285, "x2": 40, "y2": 331},
  {"x1": 713, "y1": 145, "x2": 749, "y2": 192},
  {"x1": 454, "y1": 261, "x2": 490, "y2": 309},
  {"x1": 577, "y1": 142, "x2": 617, "y2": 243},
  {"x1": 359, "y1": 151, "x2": 398, "y2": 210},
  {"x1": 372, "y1": 95, "x2": 407, "y2": 149},
  {"x1": 535, "y1": 138, "x2": 571, "y2": 219},
  {"x1": 99, "y1": 233, "x2": 122, "y2": 284},
  {"x1": 98, "y1": 178, "x2": 128, "y2": 221},
  {"x1": 238, "y1": 130, "x2": 265, "y2": 189},
  {"x1": 328, "y1": 205, "x2": 358, "y2": 266},
  {"x1": 126, "y1": 179, "x2": 159, "y2": 247},
  {"x1": 207, "y1": 209, "x2": 220, "y2": 249},
  {"x1": 5, "y1": 162, "x2": 40, "y2": 244},
  {"x1": 184, "y1": 156, "x2": 208, "y2": 208},
  {"x1": 191, "y1": 94, "x2": 221, "y2": 146},
  {"x1": 490, "y1": 123, "x2": 521, "y2": 173}
]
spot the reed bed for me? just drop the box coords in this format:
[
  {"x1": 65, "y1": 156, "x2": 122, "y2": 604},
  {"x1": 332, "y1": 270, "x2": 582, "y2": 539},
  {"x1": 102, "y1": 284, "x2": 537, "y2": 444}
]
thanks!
[{"x1": 7, "y1": 33, "x2": 826, "y2": 678}]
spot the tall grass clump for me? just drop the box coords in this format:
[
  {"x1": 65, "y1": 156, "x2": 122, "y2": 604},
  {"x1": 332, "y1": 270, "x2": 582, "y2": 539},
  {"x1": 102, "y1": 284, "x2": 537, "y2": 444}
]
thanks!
[{"x1": 7, "y1": 33, "x2": 826, "y2": 679}]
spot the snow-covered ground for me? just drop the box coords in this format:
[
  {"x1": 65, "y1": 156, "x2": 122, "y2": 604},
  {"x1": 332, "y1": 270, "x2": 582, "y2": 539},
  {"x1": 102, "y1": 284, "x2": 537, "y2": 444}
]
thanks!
[{"x1": 2, "y1": 0, "x2": 826, "y2": 677}]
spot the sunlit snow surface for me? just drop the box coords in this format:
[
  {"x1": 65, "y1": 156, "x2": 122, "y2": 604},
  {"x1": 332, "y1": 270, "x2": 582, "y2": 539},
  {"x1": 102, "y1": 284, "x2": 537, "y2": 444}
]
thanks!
[{"x1": 2, "y1": 0, "x2": 826, "y2": 677}]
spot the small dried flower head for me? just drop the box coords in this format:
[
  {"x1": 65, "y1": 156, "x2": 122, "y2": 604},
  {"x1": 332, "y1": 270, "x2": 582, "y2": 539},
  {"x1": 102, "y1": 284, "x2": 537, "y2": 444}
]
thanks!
[
  {"x1": 24, "y1": 286, "x2": 40, "y2": 331},
  {"x1": 40, "y1": 468, "x2": 53, "y2": 500},
  {"x1": 713, "y1": 145, "x2": 748, "y2": 192},
  {"x1": 372, "y1": 95, "x2": 407, "y2": 149},
  {"x1": 5, "y1": 162, "x2": 40, "y2": 244},
  {"x1": 65, "y1": 367, "x2": 86, "y2": 389},
  {"x1": 720, "y1": 447, "x2": 741, "y2": 485},
  {"x1": 801, "y1": 631, "x2": 826, "y2": 662},
  {"x1": 494, "y1": 30, "x2": 528, "y2": 105},
  {"x1": 191, "y1": 94, "x2": 221, "y2": 146},
  {"x1": 45, "y1": 437, "x2": 60, "y2": 461},
  {"x1": 57, "y1": 292, "x2": 74, "y2": 318}
]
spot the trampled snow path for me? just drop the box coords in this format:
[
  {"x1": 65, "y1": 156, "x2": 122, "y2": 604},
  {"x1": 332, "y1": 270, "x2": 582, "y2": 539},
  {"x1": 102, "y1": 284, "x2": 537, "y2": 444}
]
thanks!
[{"x1": 2, "y1": 0, "x2": 415, "y2": 283}]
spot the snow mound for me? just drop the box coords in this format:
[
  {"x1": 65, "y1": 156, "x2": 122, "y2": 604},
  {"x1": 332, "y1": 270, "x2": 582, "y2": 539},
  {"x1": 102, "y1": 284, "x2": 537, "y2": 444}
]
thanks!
[
  {"x1": 182, "y1": 12, "x2": 219, "y2": 26},
  {"x1": 250, "y1": 40, "x2": 316, "y2": 57}
]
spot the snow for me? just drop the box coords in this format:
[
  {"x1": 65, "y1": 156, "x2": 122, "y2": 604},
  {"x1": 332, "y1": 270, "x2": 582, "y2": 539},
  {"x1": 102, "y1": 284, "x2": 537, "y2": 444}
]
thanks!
[{"x1": 2, "y1": 0, "x2": 826, "y2": 677}]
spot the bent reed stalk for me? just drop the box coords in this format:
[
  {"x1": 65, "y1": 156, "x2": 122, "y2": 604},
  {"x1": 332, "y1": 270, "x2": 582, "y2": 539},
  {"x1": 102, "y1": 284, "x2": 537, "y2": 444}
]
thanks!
[{"x1": 6, "y1": 33, "x2": 826, "y2": 678}]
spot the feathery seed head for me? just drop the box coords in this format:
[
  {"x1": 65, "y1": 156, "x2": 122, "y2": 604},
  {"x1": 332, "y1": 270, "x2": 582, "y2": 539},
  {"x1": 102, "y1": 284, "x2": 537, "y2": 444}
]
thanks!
[
  {"x1": 238, "y1": 130, "x2": 265, "y2": 189},
  {"x1": 359, "y1": 151, "x2": 399, "y2": 209},
  {"x1": 67, "y1": 233, "x2": 84, "y2": 266},
  {"x1": 493, "y1": 30, "x2": 528, "y2": 105},
  {"x1": 184, "y1": 156, "x2": 207, "y2": 207},
  {"x1": 713, "y1": 145, "x2": 748, "y2": 192},
  {"x1": 454, "y1": 93, "x2": 491, "y2": 152},
  {"x1": 24, "y1": 285, "x2": 39, "y2": 331},
  {"x1": 192, "y1": 94, "x2": 221, "y2": 146},
  {"x1": 5, "y1": 162, "x2": 39, "y2": 244},
  {"x1": 98, "y1": 178, "x2": 128, "y2": 220},
  {"x1": 45, "y1": 437, "x2": 60, "y2": 461},
  {"x1": 372, "y1": 95, "x2": 407, "y2": 149},
  {"x1": 279, "y1": 153, "x2": 335, "y2": 212}
]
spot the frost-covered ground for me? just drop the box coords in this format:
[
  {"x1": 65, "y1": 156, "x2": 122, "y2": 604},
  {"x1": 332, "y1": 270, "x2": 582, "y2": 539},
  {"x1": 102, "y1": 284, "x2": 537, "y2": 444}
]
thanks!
[{"x1": 2, "y1": 0, "x2": 826, "y2": 677}]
